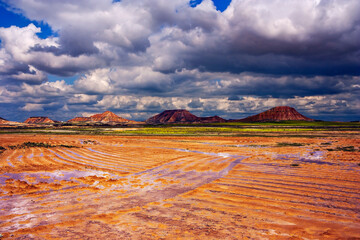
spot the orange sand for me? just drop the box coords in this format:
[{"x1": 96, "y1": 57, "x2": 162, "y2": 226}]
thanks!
[{"x1": 0, "y1": 134, "x2": 359, "y2": 239}]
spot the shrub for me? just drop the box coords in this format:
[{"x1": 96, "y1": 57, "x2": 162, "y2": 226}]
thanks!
[
  {"x1": 7, "y1": 142, "x2": 78, "y2": 149},
  {"x1": 276, "y1": 142, "x2": 305, "y2": 147},
  {"x1": 327, "y1": 146, "x2": 357, "y2": 152}
]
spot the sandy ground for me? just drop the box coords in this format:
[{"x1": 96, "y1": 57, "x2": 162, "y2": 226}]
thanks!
[{"x1": 0, "y1": 134, "x2": 359, "y2": 239}]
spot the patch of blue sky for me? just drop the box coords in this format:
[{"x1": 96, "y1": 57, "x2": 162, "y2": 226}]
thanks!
[
  {"x1": 0, "y1": 3, "x2": 56, "y2": 39},
  {"x1": 48, "y1": 74, "x2": 79, "y2": 85},
  {"x1": 190, "y1": 0, "x2": 203, "y2": 7},
  {"x1": 211, "y1": 79, "x2": 223, "y2": 86},
  {"x1": 190, "y1": 0, "x2": 232, "y2": 12}
]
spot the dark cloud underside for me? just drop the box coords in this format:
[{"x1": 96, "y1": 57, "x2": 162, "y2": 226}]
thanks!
[{"x1": 0, "y1": 0, "x2": 359, "y2": 121}]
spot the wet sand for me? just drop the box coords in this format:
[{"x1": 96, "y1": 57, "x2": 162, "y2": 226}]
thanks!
[{"x1": 0, "y1": 134, "x2": 359, "y2": 239}]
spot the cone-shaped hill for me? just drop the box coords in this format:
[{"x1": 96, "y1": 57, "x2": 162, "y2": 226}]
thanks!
[
  {"x1": 146, "y1": 109, "x2": 226, "y2": 124},
  {"x1": 234, "y1": 106, "x2": 313, "y2": 122}
]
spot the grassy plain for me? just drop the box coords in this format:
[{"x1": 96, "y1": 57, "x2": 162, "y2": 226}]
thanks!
[
  {"x1": 0, "y1": 123, "x2": 359, "y2": 239},
  {"x1": 1, "y1": 120, "x2": 359, "y2": 136}
]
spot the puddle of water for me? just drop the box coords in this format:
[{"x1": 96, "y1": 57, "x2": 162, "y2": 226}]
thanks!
[
  {"x1": 296, "y1": 151, "x2": 340, "y2": 166},
  {"x1": 275, "y1": 151, "x2": 337, "y2": 166},
  {"x1": 297, "y1": 159, "x2": 336, "y2": 165},
  {"x1": 0, "y1": 170, "x2": 114, "y2": 185},
  {"x1": 6, "y1": 159, "x2": 14, "y2": 167},
  {"x1": 164, "y1": 147, "x2": 237, "y2": 159},
  {"x1": 275, "y1": 153, "x2": 301, "y2": 160},
  {"x1": 112, "y1": 144, "x2": 123, "y2": 147},
  {"x1": 201, "y1": 142, "x2": 269, "y2": 149},
  {"x1": 304, "y1": 151, "x2": 323, "y2": 160},
  {"x1": 233, "y1": 144, "x2": 269, "y2": 148}
]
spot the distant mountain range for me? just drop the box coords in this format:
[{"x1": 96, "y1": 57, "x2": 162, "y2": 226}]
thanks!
[{"x1": 0, "y1": 106, "x2": 315, "y2": 126}]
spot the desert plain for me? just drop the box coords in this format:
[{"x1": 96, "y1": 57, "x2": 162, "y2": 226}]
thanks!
[{"x1": 0, "y1": 128, "x2": 359, "y2": 239}]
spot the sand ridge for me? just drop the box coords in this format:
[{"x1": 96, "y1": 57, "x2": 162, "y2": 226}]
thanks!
[{"x1": 0, "y1": 134, "x2": 359, "y2": 239}]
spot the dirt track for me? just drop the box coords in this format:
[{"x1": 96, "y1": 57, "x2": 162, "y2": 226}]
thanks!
[{"x1": 0, "y1": 134, "x2": 359, "y2": 239}]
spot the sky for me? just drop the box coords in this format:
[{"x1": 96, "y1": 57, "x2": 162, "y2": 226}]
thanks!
[{"x1": 0, "y1": 0, "x2": 359, "y2": 122}]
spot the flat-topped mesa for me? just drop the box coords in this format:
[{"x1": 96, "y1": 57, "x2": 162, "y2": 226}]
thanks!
[
  {"x1": 236, "y1": 106, "x2": 313, "y2": 122},
  {"x1": 24, "y1": 116, "x2": 56, "y2": 124},
  {"x1": 146, "y1": 109, "x2": 226, "y2": 124},
  {"x1": 67, "y1": 111, "x2": 138, "y2": 124}
]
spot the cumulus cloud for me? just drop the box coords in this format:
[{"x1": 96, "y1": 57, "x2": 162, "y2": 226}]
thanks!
[
  {"x1": 0, "y1": 0, "x2": 359, "y2": 121},
  {"x1": 21, "y1": 103, "x2": 44, "y2": 111},
  {"x1": 5, "y1": 0, "x2": 358, "y2": 76},
  {"x1": 95, "y1": 95, "x2": 138, "y2": 110},
  {"x1": 74, "y1": 69, "x2": 114, "y2": 94},
  {"x1": 149, "y1": 0, "x2": 360, "y2": 75},
  {"x1": 0, "y1": 23, "x2": 104, "y2": 78},
  {"x1": 68, "y1": 94, "x2": 99, "y2": 104},
  {"x1": 188, "y1": 98, "x2": 204, "y2": 108},
  {"x1": 20, "y1": 80, "x2": 72, "y2": 97}
]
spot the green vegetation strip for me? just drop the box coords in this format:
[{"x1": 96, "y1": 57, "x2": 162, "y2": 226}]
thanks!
[
  {"x1": 210, "y1": 121, "x2": 360, "y2": 127},
  {"x1": 276, "y1": 142, "x2": 306, "y2": 147},
  {"x1": 116, "y1": 127, "x2": 320, "y2": 135},
  {"x1": 0, "y1": 122, "x2": 359, "y2": 137},
  {"x1": 7, "y1": 142, "x2": 78, "y2": 150}
]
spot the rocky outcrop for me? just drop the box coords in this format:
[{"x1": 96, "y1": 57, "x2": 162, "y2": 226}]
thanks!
[
  {"x1": 0, "y1": 117, "x2": 25, "y2": 126},
  {"x1": 146, "y1": 110, "x2": 226, "y2": 124},
  {"x1": 146, "y1": 110, "x2": 198, "y2": 124},
  {"x1": 24, "y1": 117, "x2": 56, "y2": 124},
  {"x1": 0, "y1": 117, "x2": 12, "y2": 124},
  {"x1": 89, "y1": 111, "x2": 133, "y2": 123},
  {"x1": 67, "y1": 111, "x2": 139, "y2": 124},
  {"x1": 234, "y1": 106, "x2": 313, "y2": 122},
  {"x1": 67, "y1": 117, "x2": 91, "y2": 122},
  {"x1": 199, "y1": 116, "x2": 226, "y2": 123}
]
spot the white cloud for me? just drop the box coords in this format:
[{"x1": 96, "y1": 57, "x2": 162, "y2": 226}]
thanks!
[
  {"x1": 74, "y1": 68, "x2": 114, "y2": 94},
  {"x1": 9, "y1": 65, "x2": 47, "y2": 83},
  {"x1": 68, "y1": 94, "x2": 98, "y2": 104},
  {"x1": 21, "y1": 103, "x2": 44, "y2": 111},
  {"x1": 21, "y1": 80, "x2": 71, "y2": 97},
  {"x1": 0, "y1": 0, "x2": 359, "y2": 121}
]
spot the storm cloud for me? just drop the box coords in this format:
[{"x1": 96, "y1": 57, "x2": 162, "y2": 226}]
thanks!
[{"x1": 0, "y1": 0, "x2": 359, "y2": 121}]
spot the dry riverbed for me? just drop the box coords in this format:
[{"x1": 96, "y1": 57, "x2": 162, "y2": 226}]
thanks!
[{"x1": 0, "y1": 134, "x2": 359, "y2": 239}]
